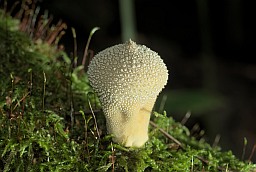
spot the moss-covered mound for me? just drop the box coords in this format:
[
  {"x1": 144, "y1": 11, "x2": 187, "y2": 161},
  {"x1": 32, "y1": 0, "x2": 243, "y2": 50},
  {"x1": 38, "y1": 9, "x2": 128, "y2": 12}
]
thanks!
[{"x1": 0, "y1": 8, "x2": 255, "y2": 172}]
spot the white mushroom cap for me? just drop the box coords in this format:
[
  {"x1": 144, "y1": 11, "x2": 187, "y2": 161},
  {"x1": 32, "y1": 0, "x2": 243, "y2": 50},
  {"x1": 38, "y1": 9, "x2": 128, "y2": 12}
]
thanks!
[{"x1": 87, "y1": 39, "x2": 168, "y2": 147}]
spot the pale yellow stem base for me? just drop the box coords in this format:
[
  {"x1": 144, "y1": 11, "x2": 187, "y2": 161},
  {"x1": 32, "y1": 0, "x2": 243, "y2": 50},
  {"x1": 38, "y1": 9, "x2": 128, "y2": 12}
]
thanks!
[{"x1": 105, "y1": 98, "x2": 156, "y2": 147}]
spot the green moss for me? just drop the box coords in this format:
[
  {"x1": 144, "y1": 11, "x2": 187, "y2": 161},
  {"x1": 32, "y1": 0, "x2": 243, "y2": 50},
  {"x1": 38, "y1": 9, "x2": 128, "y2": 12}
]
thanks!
[{"x1": 0, "y1": 9, "x2": 255, "y2": 172}]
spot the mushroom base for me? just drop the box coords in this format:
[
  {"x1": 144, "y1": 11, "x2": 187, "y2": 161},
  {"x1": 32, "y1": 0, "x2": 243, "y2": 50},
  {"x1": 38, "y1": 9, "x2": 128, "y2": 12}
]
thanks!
[{"x1": 105, "y1": 99, "x2": 155, "y2": 147}]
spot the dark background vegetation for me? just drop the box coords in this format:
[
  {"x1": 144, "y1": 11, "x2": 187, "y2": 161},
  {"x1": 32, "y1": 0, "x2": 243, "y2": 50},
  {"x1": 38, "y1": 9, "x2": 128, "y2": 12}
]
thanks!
[{"x1": 6, "y1": 0, "x2": 256, "y2": 162}]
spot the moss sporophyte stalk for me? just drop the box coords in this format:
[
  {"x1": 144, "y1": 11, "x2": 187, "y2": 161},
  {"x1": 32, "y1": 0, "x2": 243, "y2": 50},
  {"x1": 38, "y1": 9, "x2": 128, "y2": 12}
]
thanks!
[{"x1": 0, "y1": 1, "x2": 256, "y2": 171}]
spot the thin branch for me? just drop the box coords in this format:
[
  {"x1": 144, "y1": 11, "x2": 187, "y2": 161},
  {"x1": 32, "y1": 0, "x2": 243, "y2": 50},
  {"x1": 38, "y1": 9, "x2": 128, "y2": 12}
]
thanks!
[
  {"x1": 149, "y1": 121, "x2": 184, "y2": 149},
  {"x1": 82, "y1": 27, "x2": 100, "y2": 67},
  {"x1": 87, "y1": 94, "x2": 101, "y2": 140},
  {"x1": 212, "y1": 134, "x2": 221, "y2": 148},
  {"x1": 12, "y1": 91, "x2": 31, "y2": 112},
  {"x1": 111, "y1": 142, "x2": 115, "y2": 172},
  {"x1": 181, "y1": 111, "x2": 191, "y2": 125},
  {"x1": 158, "y1": 94, "x2": 167, "y2": 113},
  {"x1": 42, "y1": 71, "x2": 46, "y2": 111},
  {"x1": 195, "y1": 156, "x2": 237, "y2": 172},
  {"x1": 241, "y1": 137, "x2": 247, "y2": 160},
  {"x1": 71, "y1": 27, "x2": 77, "y2": 67},
  {"x1": 248, "y1": 143, "x2": 256, "y2": 162}
]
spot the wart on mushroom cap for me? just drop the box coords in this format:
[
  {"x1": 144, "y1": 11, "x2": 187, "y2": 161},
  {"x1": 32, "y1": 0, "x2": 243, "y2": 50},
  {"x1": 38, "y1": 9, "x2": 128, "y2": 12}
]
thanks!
[{"x1": 87, "y1": 39, "x2": 168, "y2": 147}]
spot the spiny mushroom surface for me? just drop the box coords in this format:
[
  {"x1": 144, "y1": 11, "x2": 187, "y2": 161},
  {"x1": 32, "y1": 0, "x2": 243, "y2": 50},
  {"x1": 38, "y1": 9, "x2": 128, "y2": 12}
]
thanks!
[{"x1": 87, "y1": 39, "x2": 168, "y2": 147}]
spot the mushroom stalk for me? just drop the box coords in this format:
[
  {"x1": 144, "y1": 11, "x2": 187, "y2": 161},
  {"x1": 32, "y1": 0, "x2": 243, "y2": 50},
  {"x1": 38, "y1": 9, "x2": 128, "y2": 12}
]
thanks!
[{"x1": 88, "y1": 39, "x2": 168, "y2": 147}]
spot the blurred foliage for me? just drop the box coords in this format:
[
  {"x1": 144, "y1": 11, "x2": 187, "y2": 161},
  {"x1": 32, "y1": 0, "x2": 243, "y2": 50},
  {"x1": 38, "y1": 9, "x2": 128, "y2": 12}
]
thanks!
[
  {"x1": 0, "y1": 8, "x2": 256, "y2": 172},
  {"x1": 156, "y1": 90, "x2": 226, "y2": 115}
]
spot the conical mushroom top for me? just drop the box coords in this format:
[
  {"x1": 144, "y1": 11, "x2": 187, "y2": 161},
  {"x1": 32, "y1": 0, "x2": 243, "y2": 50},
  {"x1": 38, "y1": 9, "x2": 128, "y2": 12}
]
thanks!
[{"x1": 87, "y1": 39, "x2": 168, "y2": 106}]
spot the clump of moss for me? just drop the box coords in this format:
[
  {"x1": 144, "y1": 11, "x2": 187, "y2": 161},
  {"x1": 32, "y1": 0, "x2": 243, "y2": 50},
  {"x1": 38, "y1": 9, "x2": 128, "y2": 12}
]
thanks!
[{"x1": 0, "y1": 5, "x2": 256, "y2": 172}]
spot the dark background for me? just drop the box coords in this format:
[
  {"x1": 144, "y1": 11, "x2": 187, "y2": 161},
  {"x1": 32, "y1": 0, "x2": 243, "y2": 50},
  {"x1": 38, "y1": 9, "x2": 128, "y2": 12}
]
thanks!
[{"x1": 9, "y1": 0, "x2": 256, "y2": 162}]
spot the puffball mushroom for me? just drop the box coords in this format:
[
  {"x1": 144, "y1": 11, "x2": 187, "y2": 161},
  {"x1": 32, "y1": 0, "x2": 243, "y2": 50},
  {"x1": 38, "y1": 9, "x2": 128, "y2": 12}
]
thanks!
[{"x1": 87, "y1": 39, "x2": 168, "y2": 147}]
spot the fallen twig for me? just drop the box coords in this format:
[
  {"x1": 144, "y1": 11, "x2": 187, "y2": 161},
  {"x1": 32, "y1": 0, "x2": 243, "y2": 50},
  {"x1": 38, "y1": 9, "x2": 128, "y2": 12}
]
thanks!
[{"x1": 149, "y1": 120, "x2": 184, "y2": 149}]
